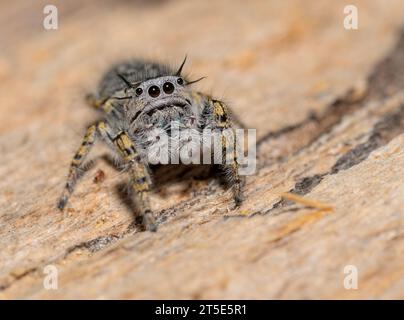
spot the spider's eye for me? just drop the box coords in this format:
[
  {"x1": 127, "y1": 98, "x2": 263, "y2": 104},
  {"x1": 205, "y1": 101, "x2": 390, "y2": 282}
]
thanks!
[
  {"x1": 135, "y1": 87, "x2": 143, "y2": 96},
  {"x1": 177, "y1": 77, "x2": 184, "y2": 85},
  {"x1": 163, "y1": 81, "x2": 175, "y2": 94},
  {"x1": 148, "y1": 85, "x2": 160, "y2": 98}
]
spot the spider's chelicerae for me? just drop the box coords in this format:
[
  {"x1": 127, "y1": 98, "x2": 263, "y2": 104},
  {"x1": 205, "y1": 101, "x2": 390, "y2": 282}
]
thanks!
[{"x1": 58, "y1": 57, "x2": 244, "y2": 231}]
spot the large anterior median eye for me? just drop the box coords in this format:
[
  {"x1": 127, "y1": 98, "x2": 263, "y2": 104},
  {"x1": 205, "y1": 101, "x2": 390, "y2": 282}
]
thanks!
[
  {"x1": 148, "y1": 85, "x2": 160, "y2": 98},
  {"x1": 163, "y1": 81, "x2": 174, "y2": 94}
]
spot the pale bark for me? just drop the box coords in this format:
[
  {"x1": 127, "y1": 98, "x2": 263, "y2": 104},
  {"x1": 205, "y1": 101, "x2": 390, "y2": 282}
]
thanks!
[{"x1": 0, "y1": 0, "x2": 403, "y2": 299}]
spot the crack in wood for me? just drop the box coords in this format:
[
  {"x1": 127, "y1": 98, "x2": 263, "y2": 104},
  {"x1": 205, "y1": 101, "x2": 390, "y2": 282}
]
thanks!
[
  {"x1": 0, "y1": 267, "x2": 37, "y2": 292},
  {"x1": 65, "y1": 234, "x2": 121, "y2": 254},
  {"x1": 264, "y1": 103, "x2": 404, "y2": 216},
  {"x1": 331, "y1": 104, "x2": 404, "y2": 174},
  {"x1": 257, "y1": 27, "x2": 404, "y2": 170},
  {"x1": 257, "y1": 28, "x2": 404, "y2": 216}
]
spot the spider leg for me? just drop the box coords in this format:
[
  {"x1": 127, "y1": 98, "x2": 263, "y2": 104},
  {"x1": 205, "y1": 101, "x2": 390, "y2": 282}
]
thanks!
[
  {"x1": 58, "y1": 122, "x2": 156, "y2": 232},
  {"x1": 202, "y1": 97, "x2": 244, "y2": 207},
  {"x1": 85, "y1": 94, "x2": 119, "y2": 115},
  {"x1": 57, "y1": 122, "x2": 101, "y2": 210},
  {"x1": 85, "y1": 93, "x2": 106, "y2": 110},
  {"x1": 112, "y1": 131, "x2": 156, "y2": 232}
]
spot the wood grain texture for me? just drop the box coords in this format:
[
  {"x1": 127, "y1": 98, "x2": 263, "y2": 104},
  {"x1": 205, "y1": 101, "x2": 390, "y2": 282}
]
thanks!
[{"x1": 0, "y1": 0, "x2": 403, "y2": 299}]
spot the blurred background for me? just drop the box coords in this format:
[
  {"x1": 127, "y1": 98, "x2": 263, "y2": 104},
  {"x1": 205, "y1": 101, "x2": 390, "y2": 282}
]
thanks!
[{"x1": 1, "y1": 0, "x2": 403, "y2": 137}]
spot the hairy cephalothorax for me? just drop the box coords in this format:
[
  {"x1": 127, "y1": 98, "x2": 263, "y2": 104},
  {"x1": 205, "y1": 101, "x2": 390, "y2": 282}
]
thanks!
[{"x1": 57, "y1": 57, "x2": 244, "y2": 231}]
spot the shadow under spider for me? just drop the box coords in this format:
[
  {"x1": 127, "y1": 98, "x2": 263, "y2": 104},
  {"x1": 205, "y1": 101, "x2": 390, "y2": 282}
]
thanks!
[{"x1": 97, "y1": 154, "x2": 230, "y2": 229}]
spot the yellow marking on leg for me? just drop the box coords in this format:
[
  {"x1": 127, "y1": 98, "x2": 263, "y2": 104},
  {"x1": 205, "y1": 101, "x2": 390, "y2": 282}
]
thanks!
[
  {"x1": 120, "y1": 134, "x2": 134, "y2": 150},
  {"x1": 107, "y1": 129, "x2": 155, "y2": 230},
  {"x1": 58, "y1": 122, "x2": 101, "y2": 210},
  {"x1": 214, "y1": 101, "x2": 225, "y2": 116},
  {"x1": 97, "y1": 121, "x2": 107, "y2": 131},
  {"x1": 213, "y1": 100, "x2": 230, "y2": 127},
  {"x1": 70, "y1": 125, "x2": 96, "y2": 166},
  {"x1": 85, "y1": 94, "x2": 119, "y2": 115},
  {"x1": 86, "y1": 94, "x2": 109, "y2": 110},
  {"x1": 131, "y1": 165, "x2": 150, "y2": 193},
  {"x1": 102, "y1": 99, "x2": 114, "y2": 114},
  {"x1": 113, "y1": 132, "x2": 138, "y2": 161}
]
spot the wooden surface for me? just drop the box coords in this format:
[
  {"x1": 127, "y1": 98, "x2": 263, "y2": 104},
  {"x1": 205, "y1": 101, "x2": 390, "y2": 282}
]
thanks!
[{"x1": 0, "y1": 0, "x2": 403, "y2": 299}]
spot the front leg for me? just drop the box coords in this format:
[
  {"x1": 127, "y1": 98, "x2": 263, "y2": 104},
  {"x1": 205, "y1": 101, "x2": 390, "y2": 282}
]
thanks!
[
  {"x1": 112, "y1": 132, "x2": 157, "y2": 232},
  {"x1": 201, "y1": 97, "x2": 244, "y2": 207}
]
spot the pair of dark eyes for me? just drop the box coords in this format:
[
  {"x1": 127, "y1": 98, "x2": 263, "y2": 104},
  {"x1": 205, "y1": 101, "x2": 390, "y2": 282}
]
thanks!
[{"x1": 135, "y1": 78, "x2": 184, "y2": 97}]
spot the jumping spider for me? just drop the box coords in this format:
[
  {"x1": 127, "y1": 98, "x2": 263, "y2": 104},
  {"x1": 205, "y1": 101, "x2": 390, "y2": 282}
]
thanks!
[{"x1": 57, "y1": 57, "x2": 244, "y2": 231}]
